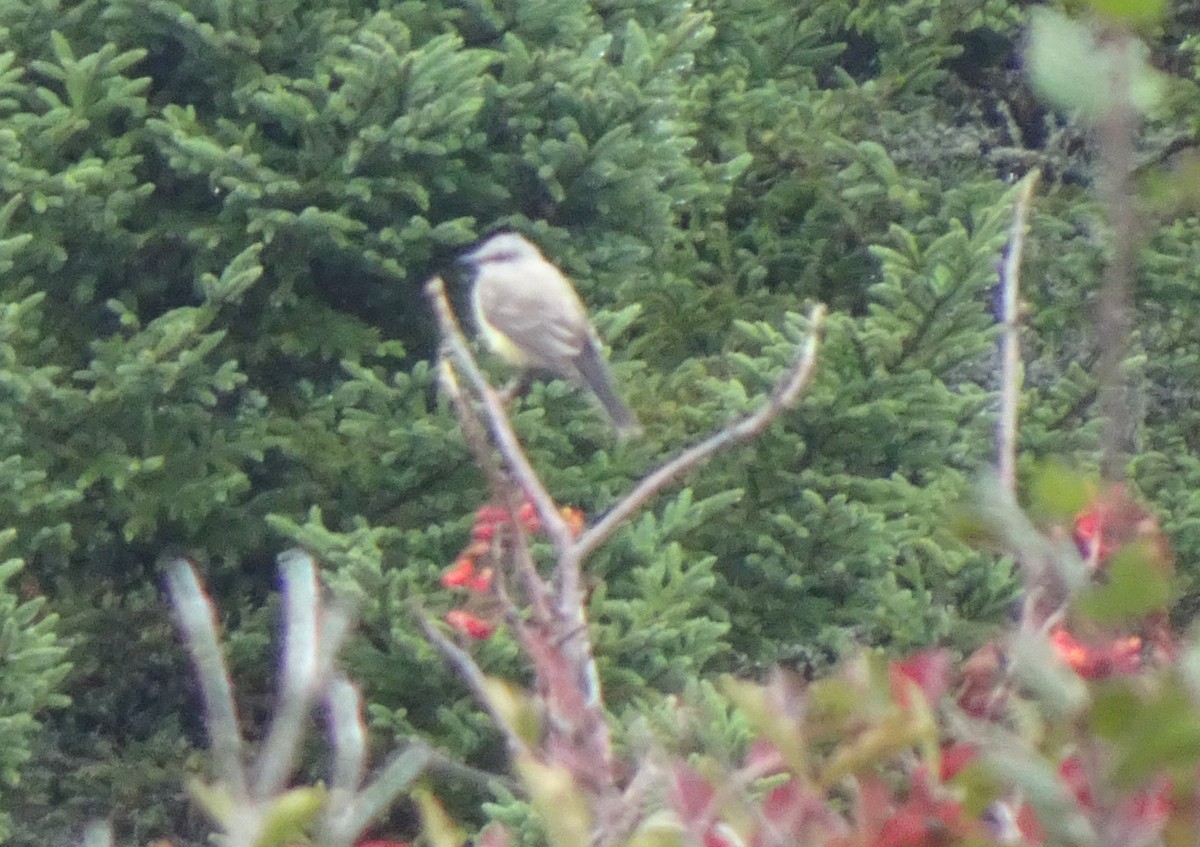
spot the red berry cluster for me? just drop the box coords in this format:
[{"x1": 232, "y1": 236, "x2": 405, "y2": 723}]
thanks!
[
  {"x1": 1063, "y1": 483, "x2": 1174, "y2": 675},
  {"x1": 1048, "y1": 627, "x2": 1142, "y2": 679},
  {"x1": 932, "y1": 485, "x2": 1179, "y2": 841},
  {"x1": 439, "y1": 500, "x2": 586, "y2": 640}
]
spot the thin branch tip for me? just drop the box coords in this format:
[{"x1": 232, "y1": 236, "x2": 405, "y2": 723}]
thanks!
[{"x1": 577, "y1": 302, "x2": 827, "y2": 559}]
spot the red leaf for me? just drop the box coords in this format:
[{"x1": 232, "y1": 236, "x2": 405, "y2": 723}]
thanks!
[
  {"x1": 1132, "y1": 775, "x2": 1172, "y2": 821},
  {"x1": 744, "y1": 739, "x2": 785, "y2": 775},
  {"x1": 873, "y1": 811, "x2": 934, "y2": 847},
  {"x1": 440, "y1": 558, "x2": 477, "y2": 589},
  {"x1": 940, "y1": 743, "x2": 977, "y2": 783},
  {"x1": 890, "y1": 650, "x2": 951, "y2": 708},
  {"x1": 1050, "y1": 627, "x2": 1141, "y2": 679},
  {"x1": 475, "y1": 504, "x2": 510, "y2": 524},
  {"x1": 670, "y1": 763, "x2": 716, "y2": 822},
  {"x1": 560, "y1": 506, "x2": 586, "y2": 538},
  {"x1": 466, "y1": 566, "x2": 495, "y2": 593},
  {"x1": 956, "y1": 642, "x2": 1005, "y2": 718},
  {"x1": 1073, "y1": 484, "x2": 1171, "y2": 572},
  {"x1": 1058, "y1": 756, "x2": 1093, "y2": 810},
  {"x1": 517, "y1": 501, "x2": 540, "y2": 533},
  {"x1": 445, "y1": 609, "x2": 496, "y2": 640},
  {"x1": 471, "y1": 522, "x2": 497, "y2": 542},
  {"x1": 476, "y1": 824, "x2": 511, "y2": 847}
]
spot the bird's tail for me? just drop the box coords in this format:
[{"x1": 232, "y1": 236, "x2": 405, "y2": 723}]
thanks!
[{"x1": 574, "y1": 338, "x2": 642, "y2": 437}]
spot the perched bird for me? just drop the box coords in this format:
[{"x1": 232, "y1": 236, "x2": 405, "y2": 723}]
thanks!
[{"x1": 461, "y1": 233, "x2": 641, "y2": 436}]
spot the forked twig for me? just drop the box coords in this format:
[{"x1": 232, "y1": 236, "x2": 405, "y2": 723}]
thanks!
[
  {"x1": 572, "y1": 304, "x2": 826, "y2": 567},
  {"x1": 425, "y1": 275, "x2": 827, "y2": 574},
  {"x1": 169, "y1": 554, "x2": 456, "y2": 847},
  {"x1": 421, "y1": 275, "x2": 828, "y2": 847}
]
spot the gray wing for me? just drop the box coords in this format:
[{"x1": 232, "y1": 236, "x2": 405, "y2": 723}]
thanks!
[
  {"x1": 573, "y1": 335, "x2": 640, "y2": 435},
  {"x1": 476, "y1": 264, "x2": 591, "y2": 376}
]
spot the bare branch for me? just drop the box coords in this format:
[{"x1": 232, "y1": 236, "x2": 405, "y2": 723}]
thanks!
[
  {"x1": 430, "y1": 293, "x2": 556, "y2": 623},
  {"x1": 166, "y1": 559, "x2": 248, "y2": 796},
  {"x1": 997, "y1": 170, "x2": 1040, "y2": 495},
  {"x1": 421, "y1": 278, "x2": 827, "y2": 847},
  {"x1": 253, "y1": 550, "x2": 322, "y2": 797},
  {"x1": 571, "y1": 304, "x2": 827, "y2": 565},
  {"x1": 437, "y1": 350, "x2": 512, "y2": 500},
  {"x1": 316, "y1": 677, "x2": 369, "y2": 847},
  {"x1": 326, "y1": 676, "x2": 366, "y2": 798},
  {"x1": 346, "y1": 745, "x2": 433, "y2": 834},
  {"x1": 321, "y1": 740, "x2": 511, "y2": 847},
  {"x1": 424, "y1": 746, "x2": 518, "y2": 793},
  {"x1": 320, "y1": 743, "x2": 434, "y2": 847},
  {"x1": 171, "y1": 556, "x2": 444, "y2": 847},
  {"x1": 1096, "y1": 36, "x2": 1142, "y2": 482},
  {"x1": 552, "y1": 306, "x2": 827, "y2": 723},
  {"x1": 413, "y1": 603, "x2": 533, "y2": 761},
  {"x1": 425, "y1": 277, "x2": 574, "y2": 552}
]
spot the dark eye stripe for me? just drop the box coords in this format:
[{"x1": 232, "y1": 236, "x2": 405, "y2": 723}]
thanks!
[{"x1": 477, "y1": 250, "x2": 519, "y2": 264}]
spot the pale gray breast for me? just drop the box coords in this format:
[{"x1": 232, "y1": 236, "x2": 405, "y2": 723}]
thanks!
[{"x1": 475, "y1": 256, "x2": 593, "y2": 376}]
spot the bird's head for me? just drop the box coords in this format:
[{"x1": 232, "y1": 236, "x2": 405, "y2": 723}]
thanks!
[{"x1": 459, "y1": 232, "x2": 541, "y2": 268}]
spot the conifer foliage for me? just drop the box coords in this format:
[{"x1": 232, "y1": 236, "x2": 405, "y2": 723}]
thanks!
[{"x1": 0, "y1": 0, "x2": 1198, "y2": 844}]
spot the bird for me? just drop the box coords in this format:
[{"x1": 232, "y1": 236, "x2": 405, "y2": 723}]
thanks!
[{"x1": 460, "y1": 233, "x2": 641, "y2": 436}]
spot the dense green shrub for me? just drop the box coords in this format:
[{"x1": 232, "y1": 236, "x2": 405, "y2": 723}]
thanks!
[
  {"x1": 0, "y1": 0, "x2": 1197, "y2": 842},
  {"x1": 0, "y1": 534, "x2": 69, "y2": 843}
]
